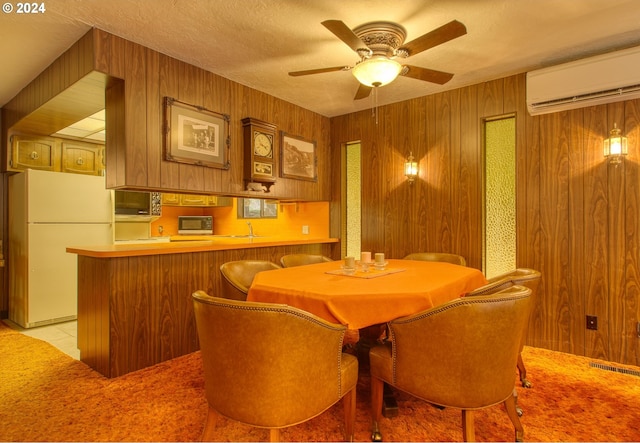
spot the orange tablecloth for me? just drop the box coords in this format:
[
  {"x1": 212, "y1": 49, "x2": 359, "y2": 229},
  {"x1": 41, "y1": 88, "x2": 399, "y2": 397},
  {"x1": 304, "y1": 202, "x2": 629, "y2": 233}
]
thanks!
[{"x1": 247, "y1": 259, "x2": 488, "y2": 329}]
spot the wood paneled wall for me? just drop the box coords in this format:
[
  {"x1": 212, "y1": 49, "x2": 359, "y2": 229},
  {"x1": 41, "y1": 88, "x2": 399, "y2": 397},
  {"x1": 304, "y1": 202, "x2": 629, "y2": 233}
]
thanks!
[
  {"x1": 0, "y1": 174, "x2": 7, "y2": 318},
  {"x1": 1, "y1": 28, "x2": 331, "y2": 201},
  {"x1": 331, "y1": 73, "x2": 640, "y2": 366},
  {"x1": 93, "y1": 29, "x2": 331, "y2": 200}
]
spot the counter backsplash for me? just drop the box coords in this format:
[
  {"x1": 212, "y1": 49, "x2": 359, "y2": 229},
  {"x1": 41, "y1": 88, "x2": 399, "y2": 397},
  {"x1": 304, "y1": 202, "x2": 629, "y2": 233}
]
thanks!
[{"x1": 150, "y1": 199, "x2": 329, "y2": 239}]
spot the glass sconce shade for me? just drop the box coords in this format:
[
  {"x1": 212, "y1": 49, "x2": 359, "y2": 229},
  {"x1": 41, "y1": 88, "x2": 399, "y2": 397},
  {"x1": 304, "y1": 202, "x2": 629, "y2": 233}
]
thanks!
[
  {"x1": 352, "y1": 57, "x2": 402, "y2": 87},
  {"x1": 603, "y1": 123, "x2": 628, "y2": 164},
  {"x1": 404, "y1": 152, "x2": 418, "y2": 183}
]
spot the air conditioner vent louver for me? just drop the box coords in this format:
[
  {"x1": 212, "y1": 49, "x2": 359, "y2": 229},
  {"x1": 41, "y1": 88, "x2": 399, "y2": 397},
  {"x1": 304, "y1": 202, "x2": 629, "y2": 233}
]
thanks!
[
  {"x1": 527, "y1": 45, "x2": 640, "y2": 115},
  {"x1": 530, "y1": 84, "x2": 640, "y2": 111}
]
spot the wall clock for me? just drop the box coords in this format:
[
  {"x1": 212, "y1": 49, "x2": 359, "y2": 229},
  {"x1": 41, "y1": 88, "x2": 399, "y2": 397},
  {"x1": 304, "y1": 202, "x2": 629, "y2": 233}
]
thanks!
[{"x1": 242, "y1": 117, "x2": 277, "y2": 191}]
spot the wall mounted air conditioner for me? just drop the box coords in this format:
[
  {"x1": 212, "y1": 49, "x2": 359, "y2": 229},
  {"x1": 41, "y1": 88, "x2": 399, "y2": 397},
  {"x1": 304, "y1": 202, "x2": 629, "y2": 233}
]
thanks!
[{"x1": 526, "y1": 45, "x2": 640, "y2": 115}]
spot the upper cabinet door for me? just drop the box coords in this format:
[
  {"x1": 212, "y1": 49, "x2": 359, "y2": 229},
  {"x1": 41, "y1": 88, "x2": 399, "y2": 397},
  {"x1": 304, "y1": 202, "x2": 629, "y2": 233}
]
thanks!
[
  {"x1": 9, "y1": 135, "x2": 104, "y2": 176},
  {"x1": 61, "y1": 142, "x2": 103, "y2": 175},
  {"x1": 9, "y1": 135, "x2": 60, "y2": 172}
]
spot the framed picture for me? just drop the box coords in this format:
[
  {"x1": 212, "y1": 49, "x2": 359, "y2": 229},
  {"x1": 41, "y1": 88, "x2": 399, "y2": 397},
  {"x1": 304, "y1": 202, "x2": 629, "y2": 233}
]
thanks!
[
  {"x1": 253, "y1": 161, "x2": 273, "y2": 176},
  {"x1": 164, "y1": 97, "x2": 230, "y2": 169},
  {"x1": 280, "y1": 132, "x2": 317, "y2": 181}
]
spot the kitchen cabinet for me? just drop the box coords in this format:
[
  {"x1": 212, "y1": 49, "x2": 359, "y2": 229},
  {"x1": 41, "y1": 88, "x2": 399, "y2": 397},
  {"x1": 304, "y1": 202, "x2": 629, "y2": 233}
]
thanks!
[
  {"x1": 61, "y1": 142, "x2": 103, "y2": 175},
  {"x1": 205, "y1": 196, "x2": 233, "y2": 207},
  {"x1": 9, "y1": 134, "x2": 104, "y2": 176},
  {"x1": 161, "y1": 193, "x2": 232, "y2": 207},
  {"x1": 161, "y1": 193, "x2": 181, "y2": 205},
  {"x1": 9, "y1": 135, "x2": 60, "y2": 171}
]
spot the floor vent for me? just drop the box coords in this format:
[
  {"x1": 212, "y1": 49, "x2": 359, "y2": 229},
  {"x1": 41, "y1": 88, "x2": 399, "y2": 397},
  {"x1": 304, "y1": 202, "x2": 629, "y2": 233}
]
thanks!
[{"x1": 589, "y1": 362, "x2": 640, "y2": 377}]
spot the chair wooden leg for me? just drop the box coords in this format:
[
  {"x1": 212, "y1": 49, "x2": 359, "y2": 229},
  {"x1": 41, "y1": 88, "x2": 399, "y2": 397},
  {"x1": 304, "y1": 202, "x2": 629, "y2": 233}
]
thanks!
[
  {"x1": 269, "y1": 428, "x2": 281, "y2": 442},
  {"x1": 517, "y1": 352, "x2": 532, "y2": 388},
  {"x1": 382, "y1": 383, "x2": 399, "y2": 418},
  {"x1": 343, "y1": 386, "x2": 356, "y2": 441},
  {"x1": 370, "y1": 376, "x2": 384, "y2": 442},
  {"x1": 200, "y1": 406, "x2": 219, "y2": 442},
  {"x1": 504, "y1": 388, "x2": 525, "y2": 442},
  {"x1": 513, "y1": 384, "x2": 523, "y2": 417},
  {"x1": 461, "y1": 409, "x2": 475, "y2": 442}
]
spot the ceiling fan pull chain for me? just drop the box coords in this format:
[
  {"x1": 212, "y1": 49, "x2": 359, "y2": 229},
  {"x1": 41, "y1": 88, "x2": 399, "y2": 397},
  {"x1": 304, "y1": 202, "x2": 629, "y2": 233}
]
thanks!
[
  {"x1": 373, "y1": 86, "x2": 379, "y2": 125},
  {"x1": 371, "y1": 89, "x2": 375, "y2": 118}
]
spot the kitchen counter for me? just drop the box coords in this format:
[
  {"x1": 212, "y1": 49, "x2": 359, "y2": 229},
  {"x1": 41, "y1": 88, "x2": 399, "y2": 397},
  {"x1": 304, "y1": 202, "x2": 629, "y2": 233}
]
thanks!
[
  {"x1": 67, "y1": 236, "x2": 339, "y2": 258},
  {"x1": 70, "y1": 235, "x2": 339, "y2": 377}
]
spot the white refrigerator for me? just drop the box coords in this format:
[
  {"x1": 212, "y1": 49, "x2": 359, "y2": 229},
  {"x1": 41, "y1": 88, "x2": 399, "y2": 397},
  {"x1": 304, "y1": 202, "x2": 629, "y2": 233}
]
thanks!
[{"x1": 8, "y1": 169, "x2": 114, "y2": 328}]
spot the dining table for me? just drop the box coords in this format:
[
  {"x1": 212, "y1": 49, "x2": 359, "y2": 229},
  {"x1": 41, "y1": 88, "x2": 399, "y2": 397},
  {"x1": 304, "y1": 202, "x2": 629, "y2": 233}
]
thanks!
[
  {"x1": 247, "y1": 257, "x2": 488, "y2": 417},
  {"x1": 247, "y1": 258, "x2": 488, "y2": 331}
]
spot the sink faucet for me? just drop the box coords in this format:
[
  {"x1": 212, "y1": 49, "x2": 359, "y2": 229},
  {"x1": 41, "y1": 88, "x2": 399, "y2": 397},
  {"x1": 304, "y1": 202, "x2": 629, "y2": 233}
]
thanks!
[{"x1": 247, "y1": 222, "x2": 254, "y2": 237}]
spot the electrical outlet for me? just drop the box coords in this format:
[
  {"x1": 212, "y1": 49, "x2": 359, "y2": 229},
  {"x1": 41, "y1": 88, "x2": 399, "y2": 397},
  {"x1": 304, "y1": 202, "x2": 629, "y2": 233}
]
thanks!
[
  {"x1": 302, "y1": 225, "x2": 309, "y2": 235},
  {"x1": 586, "y1": 315, "x2": 598, "y2": 330}
]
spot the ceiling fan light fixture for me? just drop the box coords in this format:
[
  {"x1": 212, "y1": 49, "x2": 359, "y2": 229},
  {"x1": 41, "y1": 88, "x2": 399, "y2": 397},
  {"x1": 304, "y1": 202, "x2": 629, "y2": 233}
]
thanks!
[{"x1": 352, "y1": 56, "x2": 402, "y2": 87}]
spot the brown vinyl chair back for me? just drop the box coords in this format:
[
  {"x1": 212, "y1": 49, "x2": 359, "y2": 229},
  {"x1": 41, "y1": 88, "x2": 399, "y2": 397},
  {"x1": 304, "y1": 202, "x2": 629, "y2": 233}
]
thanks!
[
  {"x1": 468, "y1": 268, "x2": 541, "y2": 388},
  {"x1": 219, "y1": 260, "x2": 281, "y2": 301},
  {"x1": 192, "y1": 290, "x2": 358, "y2": 442},
  {"x1": 403, "y1": 252, "x2": 467, "y2": 266},
  {"x1": 369, "y1": 285, "x2": 532, "y2": 442},
  {"x1": 489, "y1": 268, "x2": 541, "y2": 295},
  {"x1": 280, "y1": 253, "x2": 333, "y2": 267},
  {"x1": 465, "y1": 277, "x2": 514, "y2": 296},
  {"x1": 484, "y1": 268, "x2": 541, "y2": 390}
]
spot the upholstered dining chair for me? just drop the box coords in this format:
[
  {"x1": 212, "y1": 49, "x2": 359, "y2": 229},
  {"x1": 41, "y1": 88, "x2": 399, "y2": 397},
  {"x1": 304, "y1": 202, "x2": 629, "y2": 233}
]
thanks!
[
  {"x1": 402, "y1": 252, "x2": 466, "y2": 266},
  {"x1": 369, "y1": 285, "x2": 532, "y2": 442},
  {"x1": 467, "y1": 269, "x2": 541, "y2": 386},
  {"x1": 219, "y1": 260, "x2": 281, "y2": 301},
  {"x1": 280, "y1": 253, "x2": 333, "y2": 267},
  {"x1": 192, "y1": 290, "x2": 358, "y2": 442},
  {"x1": 485, "y1": 268, "x2": 542, "y2": 389}
]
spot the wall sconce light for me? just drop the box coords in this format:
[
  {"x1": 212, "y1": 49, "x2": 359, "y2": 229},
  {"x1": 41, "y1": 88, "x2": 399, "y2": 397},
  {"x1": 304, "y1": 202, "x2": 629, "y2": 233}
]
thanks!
[
  {"x1": 603, "y1": 123, "x2": 628, "y2": 165},
  {"x1": 404, "y1": 152, "x2": 418, "y2": 184}
]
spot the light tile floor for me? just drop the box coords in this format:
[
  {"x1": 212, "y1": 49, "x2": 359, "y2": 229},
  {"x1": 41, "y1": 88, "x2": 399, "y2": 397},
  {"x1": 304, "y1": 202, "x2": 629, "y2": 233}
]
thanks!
[{"x1": 4, "y1": 319, "x2": 80, "y2": 360}]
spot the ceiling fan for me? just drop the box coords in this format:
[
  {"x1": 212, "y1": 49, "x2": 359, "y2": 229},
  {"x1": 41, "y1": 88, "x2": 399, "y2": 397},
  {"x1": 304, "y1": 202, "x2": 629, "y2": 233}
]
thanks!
[{"x1": 289, "y1": 19, "x2": 467, "y2": 100}]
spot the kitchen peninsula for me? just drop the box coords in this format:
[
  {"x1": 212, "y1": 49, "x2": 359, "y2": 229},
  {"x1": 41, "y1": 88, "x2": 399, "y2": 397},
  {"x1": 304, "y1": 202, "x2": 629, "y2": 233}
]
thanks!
[{"x1": 68, "y1": 236, "x2": 338, "y2": 377}]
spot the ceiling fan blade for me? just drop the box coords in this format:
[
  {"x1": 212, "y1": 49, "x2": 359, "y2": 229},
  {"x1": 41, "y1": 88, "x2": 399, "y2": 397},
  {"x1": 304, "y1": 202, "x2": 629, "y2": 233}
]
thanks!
[
  {"x1": 322, "y1": 20, "x2": 369, "y2": 53},
  {"x1": 289, "y1": 66, "x2": 350, "y2": 77},
  {"x1": 402, "y1": 65, "x2": 454, "y2": 85},
  {"x1": 399, "y1": 20, "x2": 467, "y2": 57},
  {"x1": 354, "y1": 83, "x2": 372, "y2": 100}
]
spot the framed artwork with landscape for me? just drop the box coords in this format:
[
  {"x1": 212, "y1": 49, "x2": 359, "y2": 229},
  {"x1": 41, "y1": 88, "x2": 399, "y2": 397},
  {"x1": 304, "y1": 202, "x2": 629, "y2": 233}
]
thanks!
[
  {"x1": 280, "y1": 132, "x2": 317, "y2": 181},
  {"x1": 164, "y1": 97, "x2": 230, "y2": 169}
]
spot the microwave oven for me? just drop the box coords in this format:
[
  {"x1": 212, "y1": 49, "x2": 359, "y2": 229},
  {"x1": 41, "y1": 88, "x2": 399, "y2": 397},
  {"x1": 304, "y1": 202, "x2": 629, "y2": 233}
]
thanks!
[
  {"x1": 178, "y1": 215, "x2": 213, "y2": 235},
  {"x1": 114, "y1": 190, "x2": 162, "y2": 221}
]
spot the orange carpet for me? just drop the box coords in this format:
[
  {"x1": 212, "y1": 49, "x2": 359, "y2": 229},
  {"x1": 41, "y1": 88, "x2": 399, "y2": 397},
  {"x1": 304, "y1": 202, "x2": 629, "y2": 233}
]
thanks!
[{"x1": 1, "y1": 320, "x2": 639, "y2": 442}]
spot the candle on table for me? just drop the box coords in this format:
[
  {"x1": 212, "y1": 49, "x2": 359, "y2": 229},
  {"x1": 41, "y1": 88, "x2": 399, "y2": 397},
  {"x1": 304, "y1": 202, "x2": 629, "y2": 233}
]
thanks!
[
  {"x1": 345, "y1": 256, "x2": 356, "y2": 268},
  {"x1": 361, "y1": 252, "x2": 371, "y2": 264},
  {"x1": 375, "y1": 253, "x2": 385, "y2": 264}
]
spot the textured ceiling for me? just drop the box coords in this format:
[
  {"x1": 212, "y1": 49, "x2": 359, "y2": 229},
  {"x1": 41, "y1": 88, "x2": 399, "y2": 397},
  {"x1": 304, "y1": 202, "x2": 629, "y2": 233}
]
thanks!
[{"x1": 2, "y1": 0, "x2": 640, "y2": 117}]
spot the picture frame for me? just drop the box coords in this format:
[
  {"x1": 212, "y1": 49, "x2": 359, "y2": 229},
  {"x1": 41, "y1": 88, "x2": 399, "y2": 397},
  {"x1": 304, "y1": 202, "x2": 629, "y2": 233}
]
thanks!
[
  {"x1": 164, "y1": 97, "x2": 230, "y2": 169},
  {"x1": 253, "y1": 161, "x2": 273, "y2": 176},
  {"x1": 280, "y1": 132, "x2": 317, "y2": 181}
]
